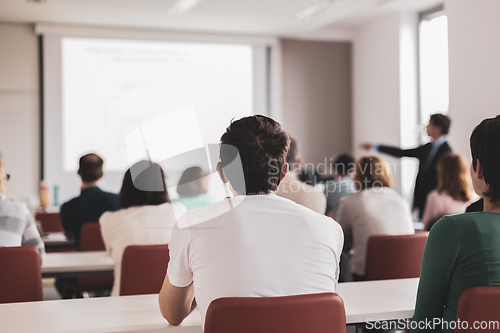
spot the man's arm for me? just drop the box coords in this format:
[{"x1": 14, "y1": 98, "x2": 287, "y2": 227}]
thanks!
[
  {"x1": 377, "y1": 144, "x2": 422, "y2": 158},
  {"x1": 158, "y1": 274, "x2": 197, "y2": 325}
]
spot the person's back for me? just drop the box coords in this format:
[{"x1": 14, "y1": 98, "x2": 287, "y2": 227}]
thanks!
[
  {"x1": 324, "y1": 154, "x2": 357, "y2": 218},
  {"x1": 100, "y1": 161, "x2": 187, "y2": 296},
  {"x1": 336, "y1": 156, "x2": 414, "y2": 278},
  {"x1": 0, "y1": 159, "x2": 46, "y2": 262},
  {"x1": 169, "y1": 193, "x2": 342, "y2": 322},
  {"x1": 159, "y1": 115, "x2": 343, "y2": 326},
  {"x1": 60, "y1": 153, "x2": 120, "y2": 247},
  {"x1": 413, "y1": 115, "x2": 500, "y2": 333}
]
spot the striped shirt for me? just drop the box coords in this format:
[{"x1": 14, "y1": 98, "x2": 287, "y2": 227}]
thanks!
[{"x1": 0, "y1": 195, "x2": 46, "y2": 263}]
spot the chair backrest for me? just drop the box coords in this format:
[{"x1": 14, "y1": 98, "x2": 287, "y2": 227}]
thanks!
[
  {"x1": 120, "y1": 244, "x2": 170, "y2": 296},
  {"x1": 35, "y1": 212, "x2": 62, "y2": 232},
  {"x1": 0, "y1": 246, "x2": 43, "y2": 303},
  {"x1": 79, "y1": 223, "x2": 106, "y2": 251},
  {"x1": 204, "y1": 293, "x2": 346, "y2": 333},
  {"x1": 456, "y1": 286, "x2": 500, "y2": 332},
  {"x1": 365, "y1": 232, "x2": 428, "y2": 281}
]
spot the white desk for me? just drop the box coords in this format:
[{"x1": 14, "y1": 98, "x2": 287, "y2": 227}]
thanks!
[
  {"x1": 0, "y1": 278, "x2": 419, "y2": 332},
  {"x1": 42, "y1": 251, "x2": 114, "y2": 278},
  {"x1": 42, "y1": 232, "x2": 75, "y2": 248}
]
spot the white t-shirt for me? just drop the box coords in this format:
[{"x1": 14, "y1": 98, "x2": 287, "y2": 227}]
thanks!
[
  {"x1": 275, "y1": 173, "x2": 327, "y2": 214},
  {"x1": 167, "y1": 193, "x2": 343, "y2": 324},
  {"x1": 336, "y1": 187, "x2": 414, "y2": 276},
  {"x1": 99, "y1": 202, "x2": 186, "y2": 296}
]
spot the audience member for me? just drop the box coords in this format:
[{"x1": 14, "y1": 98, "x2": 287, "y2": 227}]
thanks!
[
  {"x1": 275, "y1": 136, "x2": 327, "y2": 214},
  {"x1": 324, "y1": 154, "x2": 356, "y2": 219},
  {"x1": 361, "y1": 113, "x2": 452, "y2": 218},
  {"x1": 336, "y1": 156, "x2": 414, "y2": 281},
  {"x1": 99, "y1": 160, "x2": 186, "y2": 296},
  {"x1": 421, "y1": 152, "x2": 472, "y2": 230},
  {"x1": 0, "y1": 159, "x2": 45, "y2": 262},
  {"x1": 60, "y1": 153, "x2": 120, "y2": 248},
  {"x1": 175, "y1": 166, "x2": 218, "y2": 211},
  {"x1": 413, "y1": 115, "x2": 500, "y2": 333},
  {"x1": 158, "y1": 115, "x2": 343, "y2": 325}
]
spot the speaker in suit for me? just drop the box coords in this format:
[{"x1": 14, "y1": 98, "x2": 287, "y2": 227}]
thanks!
[{"x1": 377, "y1": 139, "x2": 451, "y2": 218}]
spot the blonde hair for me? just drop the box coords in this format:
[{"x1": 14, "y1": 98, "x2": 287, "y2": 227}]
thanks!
[
  {"x1": 354, "y1": 156, "x2": 393, "y2": 191},
  {"x1": 437, "y1": 152, "x2": 471, "y2": 202}
]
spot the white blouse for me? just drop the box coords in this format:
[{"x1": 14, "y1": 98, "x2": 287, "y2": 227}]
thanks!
[{"x1": 99, "y1": 202, "x2": 187, "y2": 296}]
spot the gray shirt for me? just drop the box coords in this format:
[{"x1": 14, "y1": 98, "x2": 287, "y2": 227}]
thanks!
[
  {"x1": 0, "y1": 195, "x2": 46, "y2": 263},
  {"x1": 324, "y1": 177, "x2": 356, "y2": 218}
]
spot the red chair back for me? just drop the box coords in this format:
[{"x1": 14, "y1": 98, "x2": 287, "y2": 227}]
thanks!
[
  {"x1": 77, "y1": 223, "x2": 113, "y2": 291},
  {"x1": 365, "y1": 232, "x2": 428, "y2": 281},
  {"x1": 0, "y1": 246, "x2": 43, "y2": 303},
  {"x1": 35, "y1": 212, "x2": 62, "y2": 232},
  {"x1": 204, "y1": 293, "x2": 346, "y2": 333},
  {"x1": 456, "y1": 286, "x2": 500, "y2": 332},
  {"x1": 120, "y1": 244, "x2": 170, "y2": 296},
  {"x1": 79, "y1": 223, "x2": 106, "y2": 251}
]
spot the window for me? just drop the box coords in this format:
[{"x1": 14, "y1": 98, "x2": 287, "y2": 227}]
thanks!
[{"x1": 419, "y1": 6, "x2": 449, "y2": 142}]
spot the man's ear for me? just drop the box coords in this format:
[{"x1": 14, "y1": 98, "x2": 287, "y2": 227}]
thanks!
[
  {"x1": 280, "y1": 163, "x2": 289, "y2": 183},
  {"x1": 476, "y1": 159, "x2": 484, "y2": 180},
  {"x1": 77, "y1": 169, "x2": 81, "y2": 176},
  {"x1": 216, "y1": 162, "x2": 229, "y2": 184}
]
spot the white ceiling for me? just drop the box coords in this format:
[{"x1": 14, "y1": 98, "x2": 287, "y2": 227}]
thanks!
[{"x1": 0, "y1": 0, "x2": 442, "y2": 39}]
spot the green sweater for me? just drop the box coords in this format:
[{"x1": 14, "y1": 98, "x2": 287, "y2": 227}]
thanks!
[{"x1": 412, "y1": 212, "x2": 500, "y2": 333}]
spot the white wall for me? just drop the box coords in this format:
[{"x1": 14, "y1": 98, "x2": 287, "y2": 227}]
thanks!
[
  {"x1": 0, "y1": 23, "x2": 39, "y2": 206},
  {"x1": 352, "y1": 12, "x2": 421, "y2": 203},
  {"x1": 352, "y1": 13, "x2": 404, "y2": 194},
  {"x1": 446, "y1": 0, "x2": 500, "y2": 162}
]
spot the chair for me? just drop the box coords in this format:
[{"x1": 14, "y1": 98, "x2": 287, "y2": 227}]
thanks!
[
  {"x1": 204, "y1": 293, "x2": 346, "y2": 333},
  {"x1": 0, "y1": 246, "x2": 43, "y2": 303},
  {"x1": 76, "y1": 223, "x2": 113, "y2": 292},
  {"x1": 35, "y1": 211, "x2": 62, "y2": 232},
  {"x1": 456, "y1": 286, "x2": 500, "y2": 332},
  {"x1": 365, "y1": 232, "x2": 428, "y2": 281},
  {"x1": 120, "y1": 244, "x2": 170, "y2": 296}
]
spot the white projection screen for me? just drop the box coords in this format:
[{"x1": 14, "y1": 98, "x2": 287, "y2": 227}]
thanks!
[{"x1": 42, "y1": 34, "x2": 271, "y2": 204}]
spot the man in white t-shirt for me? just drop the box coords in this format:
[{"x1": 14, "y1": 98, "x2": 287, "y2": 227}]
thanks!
[
  {"x1": 158, "y1": 115, "x2": 344, "y2": 326},
  {"x1": 275, "y1": 136, "x2": 327, "y2": 214}
]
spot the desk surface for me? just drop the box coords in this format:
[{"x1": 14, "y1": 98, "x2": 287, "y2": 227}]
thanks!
[
  {"x1": 0, "y1": 278, "x2": 419, "y2": 332},
  {"x1": 42, "y1": 251, "x2": 114, "y2": 278},
  {"x1": 42, "y1": 232, "x2": 75, "y2": 248}
]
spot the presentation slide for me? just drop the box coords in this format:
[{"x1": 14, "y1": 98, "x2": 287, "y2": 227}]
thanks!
[
  {"x1": 44, "y1": 36, "x2": 258, "y2": 203},
  {"x1": 61, "y1": 37, "x2": 253, "y2": 172}
]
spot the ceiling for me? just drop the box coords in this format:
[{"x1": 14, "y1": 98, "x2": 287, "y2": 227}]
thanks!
[{"x1": 0, "y1": 0, "x2": 442, "y2": 40}]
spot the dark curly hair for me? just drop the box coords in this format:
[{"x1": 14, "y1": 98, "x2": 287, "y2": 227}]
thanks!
[
  {"x1": 470, "y1": 115, "x2": 500, "y2": 202},
  {"x1": 220, "y1": 115, "x2": 290, "y2": 195}
]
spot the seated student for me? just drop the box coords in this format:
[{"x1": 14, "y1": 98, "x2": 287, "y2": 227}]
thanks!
[
  {"x1": 175, "y1": 166, "x2": 219, "y2": 211},
  {"x1": 413, "y1": 116, "x2": 500, "y2": 333},
  {"x1": 0, "y1": 159, "x2": 46, "y2": 262},
  {"x1": 60, "y1": 153, "x2": 121, "y2": 248},
  {"x1": 275, "y1": 136, "x2": 327, "y2": 214},
  {"x1": 324, "y1": 154, "x2": 357, "y2": 219},
  {"x1": 158, "y1": 115, "x2": 344, "y2": 325},
  {"x1": 99, "y1": 160, "x2": 186, "y2": 297},
  {"x1": 421, "y1": 152, "x2": 472, "y2": 230},
  {"x1": 336, "y1": 156, "x2": 414, "y2": 281}
]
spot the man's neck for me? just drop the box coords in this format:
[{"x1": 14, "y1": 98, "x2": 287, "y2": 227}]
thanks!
[
  {"x1": 81, "y1": 182, "x2": 99, "y2": 190},
  {"x1": 484, "y1": 197, "x2": 500, "y2": 213}
]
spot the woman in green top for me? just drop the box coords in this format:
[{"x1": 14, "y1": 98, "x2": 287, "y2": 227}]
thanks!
[{"x1": 412, "y1": 115, "x2": 500, "y2": 333}]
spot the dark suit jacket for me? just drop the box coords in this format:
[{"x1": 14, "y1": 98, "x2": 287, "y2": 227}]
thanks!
[
  {"x1": 377, "y1": 141, "x2": 452, "y2": 218},
  {"x1": 60, "y1": 186, "x2": 120, "y2": 248}
]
